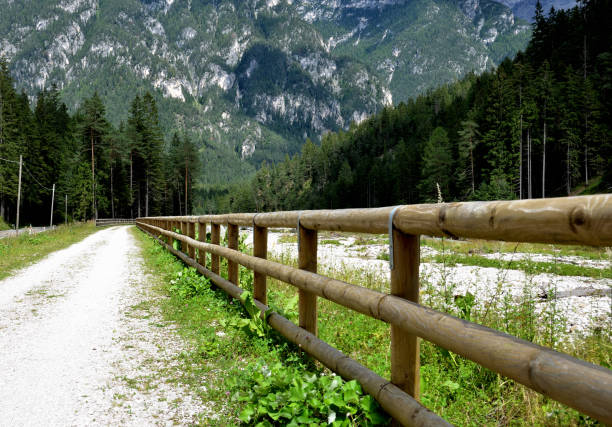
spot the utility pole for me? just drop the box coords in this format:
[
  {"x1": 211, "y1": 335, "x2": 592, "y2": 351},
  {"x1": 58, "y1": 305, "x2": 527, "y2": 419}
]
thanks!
[
  {"x1": 65, "y1": 194, "x2": 67, "y2": 225},
  {"x1": 50, "y1": 183, "x2": 55, "y2": 227},
  {"x1": 15, "y1": 155, "x2": 22, "y2": 234}
]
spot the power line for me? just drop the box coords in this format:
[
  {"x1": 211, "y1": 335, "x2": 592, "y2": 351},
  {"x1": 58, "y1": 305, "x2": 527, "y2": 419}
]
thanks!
[
  {"x1": 0, "y1": 155, "x2": 66, "y2": 193},
  {"x1": 22, "y1": 164, "x2": 54, "y2": 192},
  {"x1": 0, "y1": 156, "x2": 21, "y2": 165}
]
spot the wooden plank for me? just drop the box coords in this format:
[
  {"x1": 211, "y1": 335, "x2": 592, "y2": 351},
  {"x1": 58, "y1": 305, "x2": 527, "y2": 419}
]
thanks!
[
  {"x1": 227, "y1": 223, "x2": 239, "y2": 285},
  {"x1": 390, "y1": 229, "x2": 420, "y2": 400},
  {"x1": 198, "y1": 222, "x2": 207, "y2": 267},
  {"x1": 298, "y1": 224, "x2": 318, "y2": 336},
  {"x1": 253, "y1": 225, "x2": 268, "y2": 304},
  {"x1": 211, "y1": 223, "x2": 220, "y2": 274}
]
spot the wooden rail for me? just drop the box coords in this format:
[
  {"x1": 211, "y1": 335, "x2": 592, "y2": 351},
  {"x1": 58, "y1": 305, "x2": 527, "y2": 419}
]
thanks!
[
  {"x1": 95, "y1": 218, "x2": 135, "y2": 227},
  {"x1": 136, "y1": 195, "x2": 612, "y2": 425}
]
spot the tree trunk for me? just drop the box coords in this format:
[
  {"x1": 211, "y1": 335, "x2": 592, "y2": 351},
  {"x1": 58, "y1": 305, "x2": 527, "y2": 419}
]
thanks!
[
  {"x1": 519, "y1": 86, "x2": 523, "y2": 200},
  {"x1": 527, "y1": 128, "x2": 532, "y2": 199},
  {"x1": 185, "y1": 159, "x2": 188, "y2": 216},
  {"x1": 91, "y1": 129, "x2": 96, "y2": 220},
  {"x1": 470, "y1": 146, "x2": 475, "y2": 195},
  {"x1": 542, "y1": 121, "x2": 546, "y2": 198},
  {"x1": 583, "y1": 34, "x2": 589, "y2": 185},
  {"x1": 110, "y1": 162, "x2": 114, "y2": 219},
  {"x1": 130, "y1": 152, "x2": 133, "y2": 219},
  {"x1": 145, "y1": 174, "x2": 149, "y2": 217},
  {"x1": 567, "y1": 141, "x2": 571, "y2": 195}
]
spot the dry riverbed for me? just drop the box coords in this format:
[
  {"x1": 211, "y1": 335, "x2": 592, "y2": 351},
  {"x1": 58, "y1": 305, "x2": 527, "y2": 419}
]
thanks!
[
  {"x1": 243, "y1": 229, "x2": 612, "y2": 339},
  {"x1": 0, "y1": 226, "x2": 207, "y2": 426}
]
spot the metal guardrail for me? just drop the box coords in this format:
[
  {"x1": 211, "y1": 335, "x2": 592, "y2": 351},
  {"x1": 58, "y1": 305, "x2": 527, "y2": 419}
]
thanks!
[{"x1": 136, "y1": 195, "x2": 612, "y2": 426}]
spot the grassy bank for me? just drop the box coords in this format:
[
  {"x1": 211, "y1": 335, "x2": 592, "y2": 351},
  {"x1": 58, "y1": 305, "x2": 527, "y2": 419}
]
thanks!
[
  {"x1": 0, "y1": 222, "x2": 97, "y2": 280},
  {"x1": 132, "y1": 228, "x2": 389, "y2": 426}
]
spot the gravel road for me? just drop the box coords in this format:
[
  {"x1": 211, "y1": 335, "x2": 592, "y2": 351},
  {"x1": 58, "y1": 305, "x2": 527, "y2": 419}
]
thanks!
[{"x1": 0, "y1": 226, "x2": 206, "y2": 426}]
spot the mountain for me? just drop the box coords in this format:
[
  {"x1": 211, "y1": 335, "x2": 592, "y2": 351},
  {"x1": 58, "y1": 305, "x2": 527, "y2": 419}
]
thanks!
[
  {"x1": 496, "y1": 0, "x2": 577, "y2": 21},
  {"x1": 0, "y1": 0, "x2": 530, "y2": 173}
]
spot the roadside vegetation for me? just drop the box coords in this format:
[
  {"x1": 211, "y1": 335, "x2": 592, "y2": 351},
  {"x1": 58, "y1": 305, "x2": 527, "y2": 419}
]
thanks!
[
  {"x1": 136, "y1": 226, "x2": 610, "y2": 425},
  {"x1": 0, "y1": 218, "x2": 10, "y2": 231},
  {"x1": 133, "y1": 228, "x2": 388, "y2": 426},
  {"x1": 0, "y1": 222, "x2": 97, "y2": 280}
]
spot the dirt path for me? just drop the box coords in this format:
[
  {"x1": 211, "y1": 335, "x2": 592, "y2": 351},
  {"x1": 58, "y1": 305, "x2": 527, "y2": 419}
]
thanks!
[{"x1": 0, "y1": 226, "x2": 205, "y2": 426}]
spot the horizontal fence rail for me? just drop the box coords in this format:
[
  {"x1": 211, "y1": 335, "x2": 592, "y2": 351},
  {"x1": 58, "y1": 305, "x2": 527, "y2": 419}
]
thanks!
[
  {"x1": 136, "y1": 195, "x2": 612, "y2": 426},
  {"x1": 95, "y1": 218, "x2": 135, "y2": 227}
]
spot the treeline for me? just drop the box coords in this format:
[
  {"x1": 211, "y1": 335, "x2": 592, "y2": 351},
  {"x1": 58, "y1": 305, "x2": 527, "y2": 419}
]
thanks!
[
  {"x1": 0, "y1": 62, "x2": 200, "y2": 225},
  {"x1": 228, "y1": 0, "x2": 611, "y2": 212}
]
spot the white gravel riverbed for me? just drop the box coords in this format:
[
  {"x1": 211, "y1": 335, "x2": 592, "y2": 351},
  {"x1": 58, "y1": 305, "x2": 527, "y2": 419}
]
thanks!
[
  {"x1": 243, "y1": 230, "x2": 611, "y2": 339},
  {"x1": 0, "y1": 226, "x2": 207, "y2": 426}
]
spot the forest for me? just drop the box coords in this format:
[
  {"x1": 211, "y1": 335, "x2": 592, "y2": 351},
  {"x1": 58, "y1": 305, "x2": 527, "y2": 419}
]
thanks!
[
  {"x1": 225, "y1": 0, "x2": 612, "y2": 212},
  {"x1": 0, "y1": 69, "x2": 200, "y2": 226},
  {"x1": 1, "y1": 0, "x2": 611, "y2": 224}
]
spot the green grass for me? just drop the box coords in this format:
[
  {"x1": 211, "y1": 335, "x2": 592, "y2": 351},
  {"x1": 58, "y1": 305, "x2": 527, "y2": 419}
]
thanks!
[
  {"x1": 421, "y1": 236, "x2": 610, "y2": 261},
  {"x1": 321, "y1": 239, "x2": 342, "y2": 246},
  {"x1": 0, "y1": 218, "x2": 10, "y2": 231},
  {"x1": 132, "y1": 228, "x2": 388, "y2": 426},
  {"x1": 277, "y1": 233, "x2": 298, "y2": 244},
  {"x1": 265, "y1": 249, "x2": 609, "y2": 425},
  {"x1": 426, "y1": 252, "x2": 612, "y2": 279},
  {"x1": 0, "y1": 222, "x2": 98, "y2": 280}
]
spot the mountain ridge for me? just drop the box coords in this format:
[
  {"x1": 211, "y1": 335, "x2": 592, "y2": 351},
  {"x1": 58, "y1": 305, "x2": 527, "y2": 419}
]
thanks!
[{"x1": 1, "y1": 0, "x2": 531, "y2": 172}]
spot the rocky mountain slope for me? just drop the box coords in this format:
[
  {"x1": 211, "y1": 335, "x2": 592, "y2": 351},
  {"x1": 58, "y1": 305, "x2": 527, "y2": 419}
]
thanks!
[{"x1": 0, "y1": 0, "x2": 530, "y2": 171}]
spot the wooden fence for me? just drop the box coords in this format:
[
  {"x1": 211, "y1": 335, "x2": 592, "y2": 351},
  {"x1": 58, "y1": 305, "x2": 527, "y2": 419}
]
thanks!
[
  {"x1": 136, "y1": 195, "x2": 612, "y2": 426},
  {"x1": 95, "y1": 218, "x2": 135, "y2": 227}
]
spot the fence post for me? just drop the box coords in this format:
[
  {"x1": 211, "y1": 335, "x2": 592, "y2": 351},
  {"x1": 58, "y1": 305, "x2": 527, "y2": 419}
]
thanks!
[
  {"x1": 171, "y1": 220, "x2": 177, "y2": 248},
  {"x1": 188, "y1": 220, "x2": 196, "y2": 259},
  {"x1": 181, "y1": 220, "x2": 188, "y2": 254},
  {"x1": 227, "y1": 223, "x2": 239, "y2": 285},
  {"x1": 298, "y1": 223, "x2": 318, "y2": 336},
  {"x1": 390, "y1": 229, "x2": 420, "y2": 401},
  {"x1": 211, "y1": 223, "x2": 220, "y2": 274},
  {"x1": 198, "y1": 221, "x2": 207, "y2": 267},
  {"x1": 253, "y1": 224, "x2": 268, "y2": 304}
]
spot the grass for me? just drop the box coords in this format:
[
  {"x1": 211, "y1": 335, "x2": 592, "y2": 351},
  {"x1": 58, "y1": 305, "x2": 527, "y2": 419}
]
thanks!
[
  {"x1": 134, "y1": 227, "x2": 610, "y2": 426},
  {"x1": 0, "y1": 218, "x2": 11, "y2": 231},
  {"x1": 133, "y1": 228, "x2": 388, "y2": 425},
  {"x1": 265, "y1": 248, "x2": 610, "y2": 425},
  {"x1": 0, "y1": 222, "x2": 98, "y2": 280},
  {"x1": 426, "y1": 252, "x2": 612, "y2": 279}
]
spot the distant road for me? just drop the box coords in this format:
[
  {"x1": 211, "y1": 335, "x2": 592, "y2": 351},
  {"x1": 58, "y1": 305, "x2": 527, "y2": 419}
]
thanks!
[{"x1": 0, "y1": 226, "x2": 56, "y2": 240}]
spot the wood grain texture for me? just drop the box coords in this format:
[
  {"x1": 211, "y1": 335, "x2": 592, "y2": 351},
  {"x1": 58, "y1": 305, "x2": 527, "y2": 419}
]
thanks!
[
  {"x1": 390, "y1": 230, "x2": 420, "y2": 400},
  {"x1": 298, "y1": 225, "x2": 318, "y2": 336},
  {"x1": 144, "y1": 195, "x2": 612, "y2": 246},
  {"x1": 188, "y1": 221, "x2": 196, "y2": 259},
  {"x1": 253, "y1": 225, "x2": 268, "y2": 304},
  {"x1": 211, "y1": 223, "x2": 220, "y2": 274},
  {"x1": 198, "y1": 222, "x2": 207, "y2": 267},
  {"x1": 227, "y1": 223, "x2": 239, "y2": 286}
]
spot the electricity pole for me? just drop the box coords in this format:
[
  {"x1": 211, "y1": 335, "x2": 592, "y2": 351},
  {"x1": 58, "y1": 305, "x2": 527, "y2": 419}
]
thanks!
[
  {"x1": 15, "y1": 155, "x2": 22, "y2": 234},
  {"x1": 50, "y1": 183, "x2": 55, "y2": 227}
]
